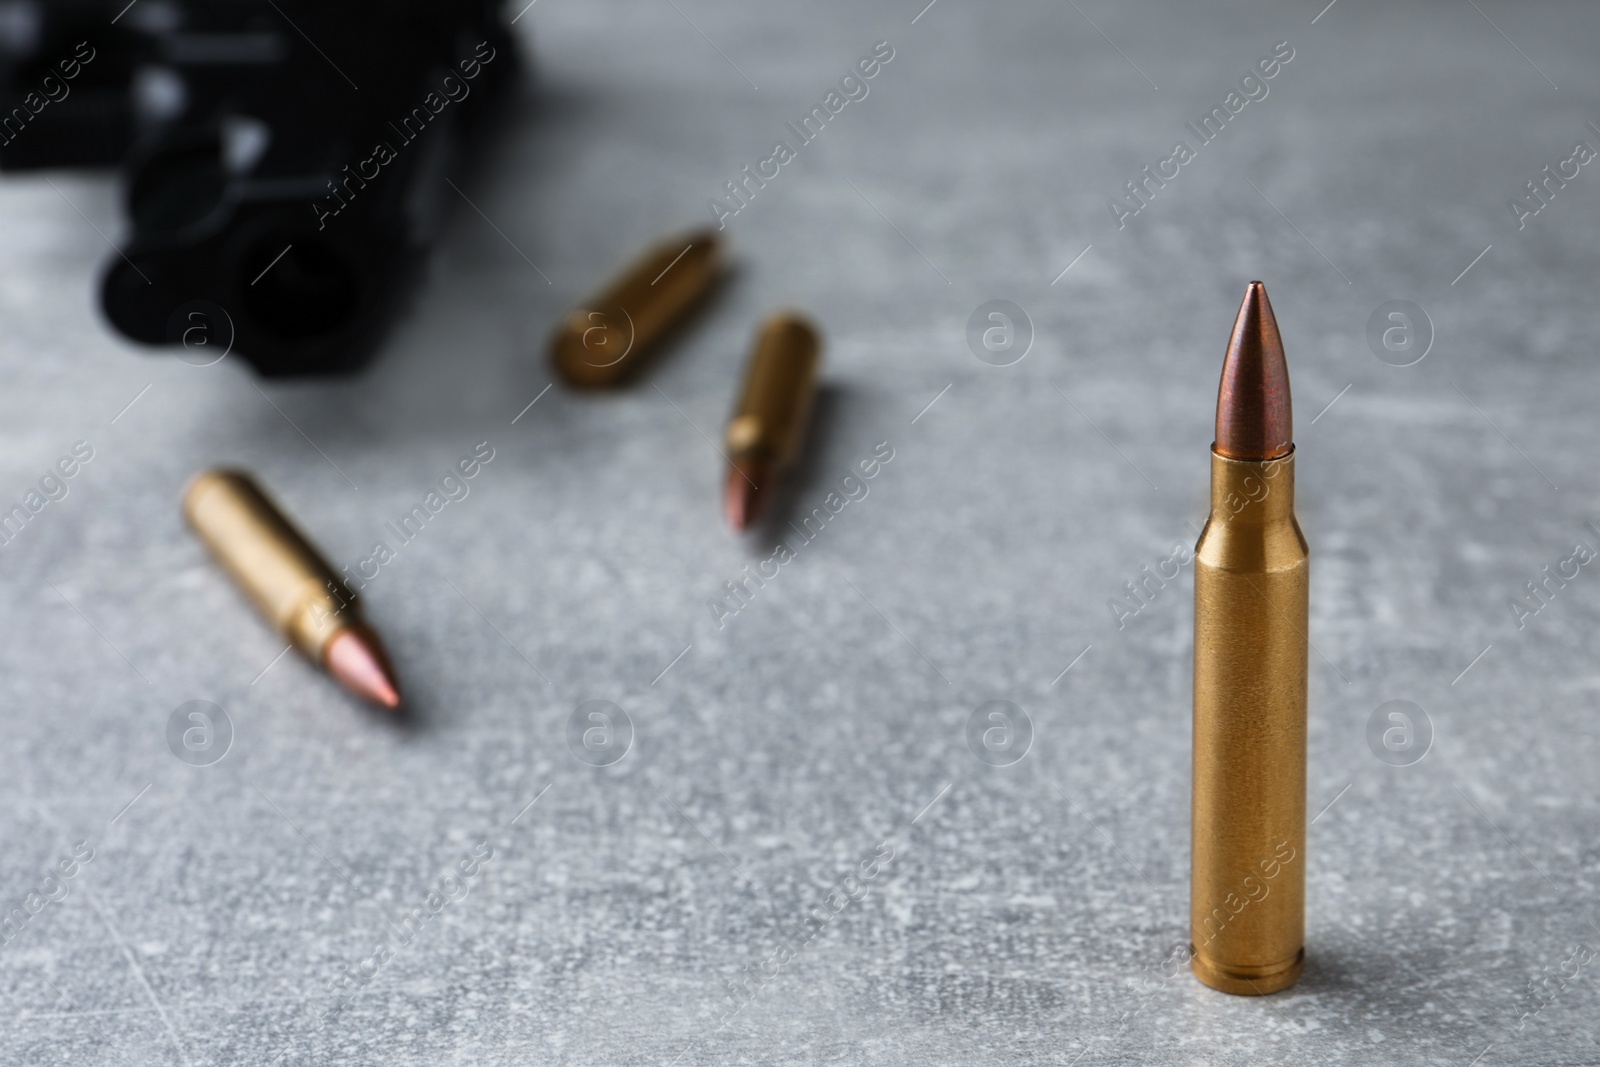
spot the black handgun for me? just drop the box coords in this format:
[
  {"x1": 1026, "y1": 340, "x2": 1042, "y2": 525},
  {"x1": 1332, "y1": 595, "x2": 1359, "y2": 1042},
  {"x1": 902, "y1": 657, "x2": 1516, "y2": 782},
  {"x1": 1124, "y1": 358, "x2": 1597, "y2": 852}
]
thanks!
[{"x1": 0, "y1": 0, "x2": 518, "y2": 375}]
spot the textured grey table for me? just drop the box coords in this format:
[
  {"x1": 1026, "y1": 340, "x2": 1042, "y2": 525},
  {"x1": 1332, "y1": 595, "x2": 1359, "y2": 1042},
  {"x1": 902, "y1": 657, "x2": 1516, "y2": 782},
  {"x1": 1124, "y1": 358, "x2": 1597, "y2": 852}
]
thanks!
[{"x1": 2, "y1": 1, "x2": 1598, "y2": 1064}]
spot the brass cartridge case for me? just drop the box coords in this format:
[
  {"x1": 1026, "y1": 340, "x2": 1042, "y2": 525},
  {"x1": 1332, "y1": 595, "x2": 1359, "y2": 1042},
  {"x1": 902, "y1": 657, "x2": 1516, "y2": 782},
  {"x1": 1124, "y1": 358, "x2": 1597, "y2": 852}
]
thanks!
[
  {"x1": 1190, "y1": 449, "x2": 1308, "y2": 995},
  {"x1": 725, "y1": 313, "x2": 821, "y2": 466},
  {"x1": 551, "y1": 230, "x2": 723, "y2": 388},
  {"x1": 183, "y1": 470, "x2": 359, "y2": 663}
]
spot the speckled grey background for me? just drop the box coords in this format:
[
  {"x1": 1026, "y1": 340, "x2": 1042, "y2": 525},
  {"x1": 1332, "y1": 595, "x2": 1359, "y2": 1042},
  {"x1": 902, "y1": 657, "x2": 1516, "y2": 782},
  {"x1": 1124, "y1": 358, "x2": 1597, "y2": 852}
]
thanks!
[{"x1": 1, "y1": 0, "x2": 1597, "y2": 1063}]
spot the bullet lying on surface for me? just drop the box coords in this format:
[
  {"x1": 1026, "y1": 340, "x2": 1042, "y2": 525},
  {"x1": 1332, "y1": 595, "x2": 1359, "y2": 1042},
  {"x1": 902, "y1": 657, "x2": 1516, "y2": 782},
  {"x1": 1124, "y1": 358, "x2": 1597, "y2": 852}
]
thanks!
[
  {"x1": 550, "y1": 230, "x2": 724, "y2": 388},
  {"x1": 723, "y1": 312, "x2": 822, "y2": 532},
  {"x1": 1190, "y1": 281, "x2": 1308, "y2": 995},
  {"x1": 184, "y1": 470, "x2": 402, "y2": 710}
]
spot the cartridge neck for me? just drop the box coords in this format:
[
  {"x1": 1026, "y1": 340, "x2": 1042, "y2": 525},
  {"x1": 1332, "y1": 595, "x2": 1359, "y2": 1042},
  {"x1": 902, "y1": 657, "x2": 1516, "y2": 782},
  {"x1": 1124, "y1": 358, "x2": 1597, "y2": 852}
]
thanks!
[
  {"x1": 287, "y1": 595, "x2": 356, "y2": 662},
  {"x1": 1208, "y1": 447, "x2": 1295, "y2": 524},
  {"x1": 723, "y1": 423, "x2": 779, "y2": 464}
]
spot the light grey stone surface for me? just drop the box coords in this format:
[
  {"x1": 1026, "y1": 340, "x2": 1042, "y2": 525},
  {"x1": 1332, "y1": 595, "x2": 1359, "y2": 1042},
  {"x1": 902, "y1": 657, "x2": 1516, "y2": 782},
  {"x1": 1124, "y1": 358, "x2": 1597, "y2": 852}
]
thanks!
[{"x1": 1, "y1": 1, "x2": 1598, "y2": 1063}]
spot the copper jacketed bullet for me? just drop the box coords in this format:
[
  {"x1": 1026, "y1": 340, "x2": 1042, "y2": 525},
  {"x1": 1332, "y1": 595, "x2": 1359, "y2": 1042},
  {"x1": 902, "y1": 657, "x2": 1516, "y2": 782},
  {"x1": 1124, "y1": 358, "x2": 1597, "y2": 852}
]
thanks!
[
  {"x1": 723, "y1": 312, "x2": 822, "y2": 531},
  {"x1": 550, "y1": 230, "x2": 724, "y2": 388},
  {"x1": 184, "y1": 470, "x2": 402, "y2": 710},
  {"x1": 1190, "y1": 281, "x2": 1309, "y2": 995}
]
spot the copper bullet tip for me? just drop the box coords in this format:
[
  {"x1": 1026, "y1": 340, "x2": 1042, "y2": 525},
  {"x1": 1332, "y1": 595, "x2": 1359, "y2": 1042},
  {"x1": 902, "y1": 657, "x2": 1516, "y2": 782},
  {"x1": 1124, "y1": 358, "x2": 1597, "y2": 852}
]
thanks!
[
  {"x1": 724, "y1": 455, "x2": 773, "y2": 532},
  {"x1": 325, "y1": 627, "x2": 402, "y2": 710},
  {"x1": 1214, "y1": 281, "x2": 1293, "y2": 460}
]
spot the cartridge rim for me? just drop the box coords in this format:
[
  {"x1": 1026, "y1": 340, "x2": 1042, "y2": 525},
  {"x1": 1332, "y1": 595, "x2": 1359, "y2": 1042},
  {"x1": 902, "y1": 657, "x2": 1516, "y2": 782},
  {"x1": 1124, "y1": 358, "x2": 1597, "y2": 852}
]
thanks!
[{"x1": 1188, "y1": 947, "x2": 1304, "y2": 996}]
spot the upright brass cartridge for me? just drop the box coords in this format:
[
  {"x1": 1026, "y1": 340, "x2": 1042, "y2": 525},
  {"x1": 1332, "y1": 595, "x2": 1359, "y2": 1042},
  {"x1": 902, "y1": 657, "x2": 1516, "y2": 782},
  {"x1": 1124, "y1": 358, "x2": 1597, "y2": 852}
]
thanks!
[
  {"x1": 184, "y1": 470, "x2": 401, "y2": 709},
  {"x1": 1190, "y1": 282, "x2": 1308, "y2": 995},
  {"x1": 550, "y1": 230, "x2": 723, "y2": 388},
  {"x1": 722, "y1": 312, "x2": 822, "y2": 531}
]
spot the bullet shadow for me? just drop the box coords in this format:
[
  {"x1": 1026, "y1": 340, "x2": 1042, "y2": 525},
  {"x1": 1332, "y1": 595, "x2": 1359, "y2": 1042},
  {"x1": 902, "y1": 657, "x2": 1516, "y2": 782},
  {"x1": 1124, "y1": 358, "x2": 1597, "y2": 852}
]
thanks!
[
  {"x1": 1281, "y1": 945, "x2": 1410, "y2": 1008},
  {"x1": 373, "y1": 697, "x2": 424, "y2": 734},
  {"x1": 753, "y1": 382, "x2": 846, "y2": 545}
]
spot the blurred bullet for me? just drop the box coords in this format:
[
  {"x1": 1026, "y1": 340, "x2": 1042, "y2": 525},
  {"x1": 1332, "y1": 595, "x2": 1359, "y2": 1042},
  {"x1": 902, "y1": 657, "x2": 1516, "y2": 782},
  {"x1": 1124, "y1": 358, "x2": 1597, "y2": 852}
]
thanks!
[
  {"x1": 723, "y1": 312, "x2": 821, "y2": 531},
  {"x1": 551, "y1": 230, "x2": 723, "y2": 388},
  {"x1": 184, "y1": 470, "x2": 401, "y2": 710}
]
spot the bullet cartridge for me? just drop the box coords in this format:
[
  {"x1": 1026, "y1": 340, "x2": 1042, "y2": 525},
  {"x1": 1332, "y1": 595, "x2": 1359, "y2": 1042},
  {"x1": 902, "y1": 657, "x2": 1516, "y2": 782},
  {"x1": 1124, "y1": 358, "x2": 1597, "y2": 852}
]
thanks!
[
  {"x1": 723, "y1": 312, "x2": 822, "y2": 531},
  {"x1": 1190, "y1": 282, "x2": 1308, "y2": 995},
  {"x1": 550, "y1": 230, "x2": 723, "y2": 388},
  {"x1": 184, "y1": 469, "x2": 401, "y2": 709}
]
